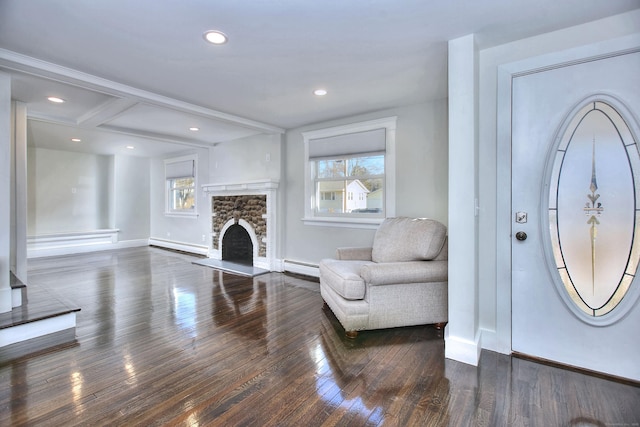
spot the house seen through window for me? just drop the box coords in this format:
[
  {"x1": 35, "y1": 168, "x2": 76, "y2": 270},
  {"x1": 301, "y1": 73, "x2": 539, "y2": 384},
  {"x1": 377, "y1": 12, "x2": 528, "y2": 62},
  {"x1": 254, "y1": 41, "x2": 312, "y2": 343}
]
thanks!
[{"x1": 315, "y1": 154, "x2": 384, "y2": 215}]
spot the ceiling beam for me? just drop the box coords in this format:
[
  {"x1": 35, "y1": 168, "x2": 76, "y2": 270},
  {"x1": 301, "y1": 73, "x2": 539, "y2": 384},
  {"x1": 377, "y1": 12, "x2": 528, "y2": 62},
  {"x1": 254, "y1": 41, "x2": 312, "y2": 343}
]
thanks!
[
  {"x1": 0, "y1": 48, "x2": 285, "y2": 134},
  {"x1": 77, "y1": 97, "x2": 139, "y2": 128}
]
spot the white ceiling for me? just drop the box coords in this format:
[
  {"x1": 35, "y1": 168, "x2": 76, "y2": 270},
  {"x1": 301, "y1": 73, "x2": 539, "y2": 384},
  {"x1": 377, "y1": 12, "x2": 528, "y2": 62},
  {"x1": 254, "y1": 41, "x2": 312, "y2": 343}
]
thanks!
[{"x1": 1, "y1": 0, "x2": 638, "y2": 157}]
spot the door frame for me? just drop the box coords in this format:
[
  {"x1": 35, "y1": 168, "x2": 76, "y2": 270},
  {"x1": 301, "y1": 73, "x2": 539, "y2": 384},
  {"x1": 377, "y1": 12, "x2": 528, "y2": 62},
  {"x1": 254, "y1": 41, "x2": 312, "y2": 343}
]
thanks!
[{"x1": 495, "y1": 34, "x2": 640, "y2": 355}]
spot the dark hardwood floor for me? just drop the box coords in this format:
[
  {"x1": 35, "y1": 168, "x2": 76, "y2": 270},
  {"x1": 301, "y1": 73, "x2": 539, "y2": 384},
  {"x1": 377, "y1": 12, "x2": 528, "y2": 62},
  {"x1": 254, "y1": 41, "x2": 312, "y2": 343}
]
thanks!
[{"x1": 1, "y1": 247, "x2": 638, "y2": 426}]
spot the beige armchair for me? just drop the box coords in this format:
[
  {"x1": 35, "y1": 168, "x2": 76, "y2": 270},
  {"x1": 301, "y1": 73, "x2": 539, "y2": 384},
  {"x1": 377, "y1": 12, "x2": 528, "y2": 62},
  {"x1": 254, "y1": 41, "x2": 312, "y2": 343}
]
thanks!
[{"x1": 319, "y1": 217, "x2": 448, "y2": 338}]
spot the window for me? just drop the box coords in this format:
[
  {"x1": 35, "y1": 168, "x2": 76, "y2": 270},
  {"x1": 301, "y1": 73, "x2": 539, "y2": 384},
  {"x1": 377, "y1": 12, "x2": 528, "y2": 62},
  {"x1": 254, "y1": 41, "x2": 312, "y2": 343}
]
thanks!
[
  {"x1": 316, "y1": 155, "x2": 384, "y2": 215},
  {"x1": 321, "y1": 191, "x2": 336, "y2": 201},
  {"x1": 165, "y1": 155, "x2": 197, "y2": 217},
  {"x1": 303, "y1": 117, "x2": 396, "y2": 228},
  {"x1": 169, "y1": 177, "x2": 195, "y2": 210}
]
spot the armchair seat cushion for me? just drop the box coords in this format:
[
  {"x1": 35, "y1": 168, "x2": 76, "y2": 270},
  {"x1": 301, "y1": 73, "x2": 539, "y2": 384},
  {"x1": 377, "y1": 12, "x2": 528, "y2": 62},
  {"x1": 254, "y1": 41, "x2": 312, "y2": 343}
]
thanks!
[
  {"x1": 319, "y1": 259, "x2": 372, "y2": 300},
  {"x1": 361, "y1": 260, "x2": 448, "y2": 285}
]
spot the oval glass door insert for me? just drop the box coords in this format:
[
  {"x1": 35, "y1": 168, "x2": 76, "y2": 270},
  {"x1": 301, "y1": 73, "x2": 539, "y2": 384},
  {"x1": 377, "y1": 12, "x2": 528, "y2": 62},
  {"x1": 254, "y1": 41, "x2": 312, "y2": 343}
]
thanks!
[{"x1": 549, "y1": 100, "x2": 640, "y2": 317}]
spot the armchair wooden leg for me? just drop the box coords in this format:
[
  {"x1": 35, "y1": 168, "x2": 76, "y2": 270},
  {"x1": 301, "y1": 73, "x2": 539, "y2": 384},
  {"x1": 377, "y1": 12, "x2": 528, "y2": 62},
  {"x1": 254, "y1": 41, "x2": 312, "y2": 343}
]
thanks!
[
  {"x1": 345, "y1": 330, "x2": 358, "y2": 339},
  {"x1": 434, "y1": 322, "x2": 447, "y2": 330}
]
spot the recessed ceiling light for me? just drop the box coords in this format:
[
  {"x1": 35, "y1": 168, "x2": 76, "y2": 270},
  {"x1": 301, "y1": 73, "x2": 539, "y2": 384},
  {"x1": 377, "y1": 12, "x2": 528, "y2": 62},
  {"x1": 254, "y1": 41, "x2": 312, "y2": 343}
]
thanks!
[
  {"x1": 126, "y1": 146, "x2": 135, "y2": 150},
  {"x1": 189, "y1": 127, "x2": 200, "y2": 131},
  {"x1": 47, "y1": 96, "x2": 65, "y2": 103},
  {"x1": 71, "y1": 138, "x2": 81, "y2": 142},
  {"x1": 203, "y1": 30, "x2": 228, "y2": 45},
  {"x1": 313, "y1": 89, "x2": 328, "y2": 96}
]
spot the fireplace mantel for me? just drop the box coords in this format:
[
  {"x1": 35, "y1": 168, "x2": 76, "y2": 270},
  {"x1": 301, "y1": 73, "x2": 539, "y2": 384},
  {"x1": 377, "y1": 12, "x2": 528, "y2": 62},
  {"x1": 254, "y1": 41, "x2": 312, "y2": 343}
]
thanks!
[
  {"x1": 202, "y1": 179, "x2": 280, "y2": 271},
  {"x1": 202, "y1": 179, "x2": 279, "y2": 194}
]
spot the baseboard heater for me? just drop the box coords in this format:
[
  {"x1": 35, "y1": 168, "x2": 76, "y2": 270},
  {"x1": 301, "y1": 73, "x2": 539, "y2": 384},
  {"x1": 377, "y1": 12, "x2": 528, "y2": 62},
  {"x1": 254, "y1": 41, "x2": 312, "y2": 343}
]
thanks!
[
  {"x1": 283, "y1": 259, "x2": 319, "y2": 278},
  {"x1": 148, "y1": 238, "x2": 209, "y2": 256}
]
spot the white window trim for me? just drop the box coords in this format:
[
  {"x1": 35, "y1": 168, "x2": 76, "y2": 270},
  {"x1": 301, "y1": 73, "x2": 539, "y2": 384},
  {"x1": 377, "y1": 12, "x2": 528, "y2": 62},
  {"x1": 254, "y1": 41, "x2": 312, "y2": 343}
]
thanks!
[
  {"x1": 302, "y1": 116, "x2": 396, "y2": 229},
  {"x1": 164, "y1": 154, "x2": 199, "y2": 218}
]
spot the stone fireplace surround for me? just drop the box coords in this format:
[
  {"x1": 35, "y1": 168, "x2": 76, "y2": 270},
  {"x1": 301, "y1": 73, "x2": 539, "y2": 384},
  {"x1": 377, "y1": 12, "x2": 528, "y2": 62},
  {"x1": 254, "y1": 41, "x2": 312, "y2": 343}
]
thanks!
[{"x1": 202, "y1": 180, "x2": 279, "y2": 271}]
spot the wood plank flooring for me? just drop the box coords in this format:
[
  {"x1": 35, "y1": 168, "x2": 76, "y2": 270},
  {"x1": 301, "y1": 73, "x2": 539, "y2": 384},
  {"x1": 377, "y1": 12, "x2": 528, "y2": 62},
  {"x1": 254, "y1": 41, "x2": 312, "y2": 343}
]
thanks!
[{"x1": 0, "y1": 247, "x2": 638, "y2": 426}]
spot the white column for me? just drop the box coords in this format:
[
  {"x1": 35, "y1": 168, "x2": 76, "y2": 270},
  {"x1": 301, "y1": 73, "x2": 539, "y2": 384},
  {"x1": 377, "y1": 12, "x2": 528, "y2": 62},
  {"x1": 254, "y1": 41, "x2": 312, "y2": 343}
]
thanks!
[
  {"x1": 0, "y1": 72, "x2": 12, "y2": 313},
  {"x1": 445, "y1": 34, "x2": 481, "y2": 365},
  {"x1": 11, "y1": 101, "x2": 28, "y2": 282}
]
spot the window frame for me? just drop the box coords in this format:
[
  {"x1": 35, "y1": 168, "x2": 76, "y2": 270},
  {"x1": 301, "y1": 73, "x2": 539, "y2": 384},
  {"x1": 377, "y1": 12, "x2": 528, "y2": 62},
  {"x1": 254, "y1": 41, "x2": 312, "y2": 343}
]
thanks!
[
  {"x1": 164, "y1": 154, "x2": 198, "y2": 218},
  {"x1": 302, "y1": 117, "x2": 396, "y2": 228}
]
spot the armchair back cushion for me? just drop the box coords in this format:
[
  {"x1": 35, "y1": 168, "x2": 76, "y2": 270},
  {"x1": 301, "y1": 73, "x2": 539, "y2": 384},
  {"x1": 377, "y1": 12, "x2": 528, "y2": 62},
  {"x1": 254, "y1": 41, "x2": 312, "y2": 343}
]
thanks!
[{"x1": 371, "y1": 217, "x2": 447, "y2": 263}]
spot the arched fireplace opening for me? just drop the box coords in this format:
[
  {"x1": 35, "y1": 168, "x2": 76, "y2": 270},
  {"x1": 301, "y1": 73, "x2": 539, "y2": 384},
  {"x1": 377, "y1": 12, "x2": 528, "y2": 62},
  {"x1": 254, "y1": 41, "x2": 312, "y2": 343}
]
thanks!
[{"x1": 222, "y1": 224, "x2": 253, "y2": 266}]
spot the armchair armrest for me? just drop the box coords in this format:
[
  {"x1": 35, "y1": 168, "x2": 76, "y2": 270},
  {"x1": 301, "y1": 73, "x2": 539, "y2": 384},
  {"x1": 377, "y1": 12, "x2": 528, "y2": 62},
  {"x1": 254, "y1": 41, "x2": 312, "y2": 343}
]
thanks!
[
  {"x1": 361, "y1": 260, "x2": 448, "y2": 286},
  {"x1": 336, "y1": 247, "x2": 373, "y2": 261}
]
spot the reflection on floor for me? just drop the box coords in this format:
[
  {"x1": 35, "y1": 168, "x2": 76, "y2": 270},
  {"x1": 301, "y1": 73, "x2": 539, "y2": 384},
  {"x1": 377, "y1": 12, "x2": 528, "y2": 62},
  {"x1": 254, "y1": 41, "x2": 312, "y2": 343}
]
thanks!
[
  {"x1": 192, "y1": 258, "x2": 270, "y2": 277},
  {"x1": 1, "y1": 246, "x2": 638, "y2": 426}
]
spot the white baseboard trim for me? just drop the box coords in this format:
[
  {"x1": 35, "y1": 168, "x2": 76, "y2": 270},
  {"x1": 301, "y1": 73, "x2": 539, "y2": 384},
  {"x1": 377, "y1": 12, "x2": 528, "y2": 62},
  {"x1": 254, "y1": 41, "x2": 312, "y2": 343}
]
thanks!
[
  {"x1": 478, "y1": 328, "x2": 512, "y2": 355},
  {"x1": 116, "y1": 239, "x2": 151, "y2": 249},
  {"x1": 271, "y1": 259, "x2": 285, "y2": 273},
  {"x1": 283, "y1": 260, "x2": 320, "y2": 278},
  {"x1": 28, "y1": 231, "x2": 148, "y2": 258},
  {"x1": 479, "y1": 328, "x2": 498, "y2": 353},
  {"x1": 148, "y1": 238, "x2": 209, "y2": 256},
  {"x1": 444, "y1": 327, "x2": 482, "y2": 366},
  {"x1": 0, "y1": 312, "x2": 77, "y2": 347}
]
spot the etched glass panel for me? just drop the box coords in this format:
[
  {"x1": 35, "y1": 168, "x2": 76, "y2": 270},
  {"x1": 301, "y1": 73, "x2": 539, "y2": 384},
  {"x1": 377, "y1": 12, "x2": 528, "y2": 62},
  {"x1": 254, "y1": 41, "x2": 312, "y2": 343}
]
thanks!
[{"x1": 549, "y1": 100, "x2": 639, "y2": 317}]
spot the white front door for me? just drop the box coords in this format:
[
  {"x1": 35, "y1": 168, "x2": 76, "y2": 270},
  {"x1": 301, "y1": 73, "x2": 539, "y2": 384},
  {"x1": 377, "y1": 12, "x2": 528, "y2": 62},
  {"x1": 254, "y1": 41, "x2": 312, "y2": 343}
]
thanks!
[{"x1": 511, "y1": 50, "x2": 640, "y2": 381}]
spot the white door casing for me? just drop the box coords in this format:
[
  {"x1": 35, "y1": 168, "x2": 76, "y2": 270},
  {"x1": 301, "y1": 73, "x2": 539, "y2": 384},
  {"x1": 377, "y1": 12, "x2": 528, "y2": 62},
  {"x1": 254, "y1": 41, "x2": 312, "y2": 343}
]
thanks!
[{"x1": 510, "y1": 48, "x2": 640, "y2": 380}]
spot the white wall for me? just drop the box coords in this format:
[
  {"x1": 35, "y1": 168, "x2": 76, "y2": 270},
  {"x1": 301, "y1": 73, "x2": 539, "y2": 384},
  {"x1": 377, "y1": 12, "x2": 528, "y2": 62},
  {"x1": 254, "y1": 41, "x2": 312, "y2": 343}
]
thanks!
[
  {"x1": 24, "y1": 131, "x2": 283, "y2": 255},
  {"x1": 150, "y1": 147, "x2": 210, "y2": 250},
  {"x1": 149, "y1": 134, "x2": 284, "y2": 254},
  {"x1": 27, "y1": 147, "x2": 152, "y2": 250},
  {"x1": 283, "y1": 100, "x2": 449, "y2": 265},
  {"x1": 113, "y1": 155, "x2": 150, "y2": 241},
  {"x1": 475, "y1": 10, "x2": 640, "y2": 353},
  {"x1": 27, "y1": 148, "x2": 110, "y2": 234},
  {"x1": 209, "y1": 133, "x2": 282, "y2": 183}
]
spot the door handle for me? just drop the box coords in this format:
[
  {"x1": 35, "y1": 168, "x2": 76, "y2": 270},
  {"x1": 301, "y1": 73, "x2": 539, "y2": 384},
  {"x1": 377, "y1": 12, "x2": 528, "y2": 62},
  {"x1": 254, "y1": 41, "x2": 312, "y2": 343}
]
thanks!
[{"x1": 515, "y1": 231, "x2": 527, "y2": 241}]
